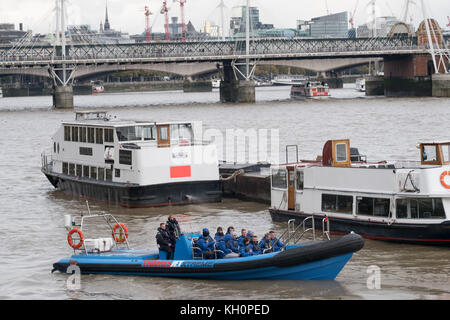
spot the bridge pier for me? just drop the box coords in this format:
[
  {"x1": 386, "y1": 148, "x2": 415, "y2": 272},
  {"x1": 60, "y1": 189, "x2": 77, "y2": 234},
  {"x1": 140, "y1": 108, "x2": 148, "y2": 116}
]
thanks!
[
  {"x1": 219, "y1": 60, "x2": 255, "y2": 103},
  {"x1": 53, "y1": 85, "x2": 74, "y2": 109}
]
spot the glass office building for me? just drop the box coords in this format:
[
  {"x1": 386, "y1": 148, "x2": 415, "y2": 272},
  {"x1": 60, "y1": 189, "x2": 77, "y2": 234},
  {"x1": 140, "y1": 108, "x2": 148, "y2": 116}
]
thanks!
[{"x1": 310, "y1": 12, "x2": 349, "y2": 38}]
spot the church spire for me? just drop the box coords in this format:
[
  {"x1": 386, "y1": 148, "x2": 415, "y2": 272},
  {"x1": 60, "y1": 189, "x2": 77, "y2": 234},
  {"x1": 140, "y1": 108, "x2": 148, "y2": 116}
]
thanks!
[{"x1": 104, "y1": 1, "x2": 110, "y2": 31}]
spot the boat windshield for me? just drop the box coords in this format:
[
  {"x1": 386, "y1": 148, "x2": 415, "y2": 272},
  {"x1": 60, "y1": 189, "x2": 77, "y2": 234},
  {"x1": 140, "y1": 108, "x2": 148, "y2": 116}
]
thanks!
[{"x1": 116, "y1": 125, "x2": 156, "y2": 142}]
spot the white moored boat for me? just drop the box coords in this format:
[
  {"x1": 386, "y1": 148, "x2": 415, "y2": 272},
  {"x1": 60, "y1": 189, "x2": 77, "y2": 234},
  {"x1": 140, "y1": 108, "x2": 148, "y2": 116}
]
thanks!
[
  {"x1": 41, "y1": 111, "x2": 222, "y2": 207},
  {"x1": 269, "y1": 139, "x2": 450, "y2": 246},
  {"x1": 290, "y1": 81, "x2": 330, "y2": 99},
  {"x1": 355, "y1": 78, "x2": 366, "y2": 92},
  {"x1": 0, "y1": 87, "x2": 3, "y2": 98}
]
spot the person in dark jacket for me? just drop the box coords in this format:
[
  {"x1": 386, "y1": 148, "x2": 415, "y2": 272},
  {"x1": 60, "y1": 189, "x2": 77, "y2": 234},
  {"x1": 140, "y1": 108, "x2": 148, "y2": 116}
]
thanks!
[
  {"x1": 223, "y1": 232, "x2": 239, "y2": 254},
  {"x1": 214, "y1": 227, "x2": 225, "y2": 242},
  {"x1": 226, "y1": 226, "x2": 235, "y2": 236},
  {"x1": 197, "y1": 228, "x2": 216, "y2": 259},
  {"x1": 250, "y1": 235, "x2": 262, "y2": 255},
  {"x1": 239, "y1": 237, "x2": 254, "y2": 257},
  {"x1": 156, "y1": 223, "x2": 174, "y2": 259},
  {"x1": 237, "y1": 229, "x2": 248, "y2": 247},
  {"x1": 259, "y1": 233, "x2": 273, "y2": 254},
  {"x1": 269, "y1": 231, "x2": 284, "y2": 252},
  {"x1": 166, "y1": 215, "x2": 181, "y2": 244},
  {"x1": 215, "y1": 237, "x2": 231, "y2": 258}
]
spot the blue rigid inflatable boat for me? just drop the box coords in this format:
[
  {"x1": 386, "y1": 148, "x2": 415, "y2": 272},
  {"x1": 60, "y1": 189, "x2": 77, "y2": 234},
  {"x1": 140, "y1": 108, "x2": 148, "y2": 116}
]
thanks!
[{"x1": 53, "y1": 232, "x2": 364, "y2": 280}]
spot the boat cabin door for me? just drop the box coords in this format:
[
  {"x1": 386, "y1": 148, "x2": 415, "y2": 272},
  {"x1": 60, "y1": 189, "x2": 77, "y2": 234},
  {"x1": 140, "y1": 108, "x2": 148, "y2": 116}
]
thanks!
[
  {"x1": 157, "y1": 125, "x2": 170, "y2": 148},
  {"x1": 287, "y1": 167, "x2": 295, "y2": 211}
]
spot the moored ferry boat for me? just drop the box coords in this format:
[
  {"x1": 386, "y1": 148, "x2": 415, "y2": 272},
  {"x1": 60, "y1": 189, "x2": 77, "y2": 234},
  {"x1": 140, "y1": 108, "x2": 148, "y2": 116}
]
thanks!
[
  {"x1": 0, "y1": 87, "x2": 3, "y2": 98},
  {"x1": 41, "y1": 111, "x2": 222, "y2": 207},
  {"x1": 291, "y1": 81, "x2": 330, "y2": 99},
  {"x1": 269, "y1": 140, "x2": 450, "y2": 246}
]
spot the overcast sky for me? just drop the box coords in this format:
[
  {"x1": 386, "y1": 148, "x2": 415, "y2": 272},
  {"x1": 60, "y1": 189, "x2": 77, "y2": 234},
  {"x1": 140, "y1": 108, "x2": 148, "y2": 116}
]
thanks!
[{"x1": 0, "y1": 0, "x2": 449, "y2": 35}]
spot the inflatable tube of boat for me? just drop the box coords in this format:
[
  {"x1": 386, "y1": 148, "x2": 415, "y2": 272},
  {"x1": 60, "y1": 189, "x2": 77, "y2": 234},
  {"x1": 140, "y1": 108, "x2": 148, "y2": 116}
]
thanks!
[{"x1": 52, "y1": 233, "x2": 364, "y2": 277}]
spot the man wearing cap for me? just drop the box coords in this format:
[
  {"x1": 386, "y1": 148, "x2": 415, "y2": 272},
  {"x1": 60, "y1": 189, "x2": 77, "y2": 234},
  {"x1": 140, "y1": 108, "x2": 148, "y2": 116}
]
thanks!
[{"x1": 197, "y1": 228, "x2": 216, "y2": 259}]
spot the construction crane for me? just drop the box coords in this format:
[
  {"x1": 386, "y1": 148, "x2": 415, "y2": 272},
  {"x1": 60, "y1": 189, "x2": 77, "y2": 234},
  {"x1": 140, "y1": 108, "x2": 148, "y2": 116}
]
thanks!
[
  {"x1": 349, "y1": 0, "x2": 359, "y2": 29},
  {"x1": 160, "y1": 0, "x2": 170, "y2": 41},
  {"x1": 145, "y1": 6, "x2": 153, "y2": 43},
  {"x1": 173, "y1": 0, "x2": 187, "y2": 41}
]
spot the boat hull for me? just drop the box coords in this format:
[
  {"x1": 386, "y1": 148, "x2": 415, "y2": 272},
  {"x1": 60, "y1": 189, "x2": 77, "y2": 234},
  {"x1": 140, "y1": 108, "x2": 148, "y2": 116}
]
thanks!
[
  {"x1": 43, "y1": 169, "x2": 222, "y2": 208},
  {"x1": 52, "y1": 233, "x2": 364, "y2": 280},
  {"x1": 270, "y1": 209, "x2": 450, "y2": 247}
]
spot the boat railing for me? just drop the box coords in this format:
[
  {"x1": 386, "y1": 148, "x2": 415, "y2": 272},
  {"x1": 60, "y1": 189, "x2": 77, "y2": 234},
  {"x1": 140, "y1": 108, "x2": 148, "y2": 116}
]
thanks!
[
  {"x1": 41, "y1": 149, "x2": 52, "y2": 172},
  {"x1": 281, "y1": 215, "x2": 331, "y2": 249}
]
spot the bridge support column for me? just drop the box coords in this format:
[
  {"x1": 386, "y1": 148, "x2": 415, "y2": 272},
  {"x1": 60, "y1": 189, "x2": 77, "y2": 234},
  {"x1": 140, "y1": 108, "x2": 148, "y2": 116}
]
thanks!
[
  {"x1": 365, "y1": 76, "x2": 385, "y2": 96},
  {"x1": 383, "y1": 55, "x2": 433, "y2": 97},
  {"x1": 219, "y1": 60, "x2": 255, "y2": 103},
  {"x1": 432, "y1": 74, "x2": 450, "y2": 97},
  {"x1": 53, "y1": 85, "x2": 74, "y2": 109}
]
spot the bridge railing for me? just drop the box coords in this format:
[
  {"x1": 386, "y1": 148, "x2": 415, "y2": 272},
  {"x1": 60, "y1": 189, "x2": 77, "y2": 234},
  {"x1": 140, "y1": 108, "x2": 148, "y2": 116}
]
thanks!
[{"x1": 0, "y1": 37, "x2": 421, "y2": 64}]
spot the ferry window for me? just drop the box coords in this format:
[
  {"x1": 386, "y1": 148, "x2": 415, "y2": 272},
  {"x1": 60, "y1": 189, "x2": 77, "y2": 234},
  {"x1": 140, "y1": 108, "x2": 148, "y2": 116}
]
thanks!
[
  {"x1": 53, "y1": 142, "x2": 56, "y2": 153},
  {"x1": 104, "y1": 129, "x2": 114, "y2": 143},
  {"x1": 442, "y1": 145, "x2": 450, "y2": 162},
  {"x1": 64, "y1": 126, "x2": 71, "y2": 141},
  {"x1": 57, "y1": 143, "x2": 60, "y2": 153},
  {"x1": 159, "y1": 127, "x2": 169, "y2": 140},
  {"x1": 88, "y1": 128, "x2": 95, "y2": 144},
  {"x1": 117, "y1": 126, "x2": 139, "y2": 142},
  {"x1": 322, "y1": 194, "x2": 353, "y2": 214},
  {"x1": 76, "y1": 164, "x2": 82, "y2": 177},
  {"x1": 296, "y1": 171, "x2": 304, "y2": 190},
  {"x1": 357, "y1": 197, "x2": 390, "y2": 217},
  {"x1": 271, "y1": 169, "x2": 287, "y2": 189},
  {"x1": 143, "y1": 126, "x2": 156, "y2": 141},
  {"x1": 106, "y1": 169, "x2": 113, "y2": 182},
  {"x1": 80, "y1": 127, "x2": 87, "y2": 143},
  {"x1": 119, "y1": 150, "x2": 132, "y2": 165},
  {"x1": 396, "y1": 198, "x2": 446, "y2": 219},
  {"x1": 422, "y1": 145, "x2": 437, "y2": 162},
  {"x1": 62, "y1": 162, "x2": 68, "y2": 175},
  {"x1": 98, "y1": 168, "x2": 105, "y2": 181},
  {"x1": 96, "y1": 128, "x2": 104, "y2": 144},
  {"x1": 90, "y1": 167, "x2": 97, "y2": 180},
  {"x1": 115, "y1": 169, "x2": 121, "y2": 178},
  {"x1": 79, "y1": 147, "x2": 93, "y2": 156},
  {"x1": 396, "y1": 199, "x2": 408, "y2": 219},
  {"x1": 72, "y1": 127, "x2": 79, "y2": 142},
  {"x1": 336, "y1": 143, "x2": 348, "y2": 162},
  {"x1": 69, "y1": 163, "x2": 75, "y2": 176},
  {"x1": 83, "y1": 166, "x2": 89, "y2": 178}
]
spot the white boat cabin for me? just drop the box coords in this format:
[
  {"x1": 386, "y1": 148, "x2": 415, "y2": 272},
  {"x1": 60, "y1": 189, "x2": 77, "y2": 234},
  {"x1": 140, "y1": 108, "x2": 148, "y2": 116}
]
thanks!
[
  {"x1": 46, "y1": 111, "x2": 219, "y2": 186},
  {"x1": 271, "y1": 139, "x2": 450, "y2": 223}
]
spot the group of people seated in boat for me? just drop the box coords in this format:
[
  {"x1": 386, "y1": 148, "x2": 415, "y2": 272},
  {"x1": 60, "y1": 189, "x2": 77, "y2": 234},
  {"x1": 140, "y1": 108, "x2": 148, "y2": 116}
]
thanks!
[
  {"x1": 195, "y1": 226, "x2": 284, "y2": 259},
  {"x1": 155, "y1": 216, "x2": 284, "y2": 260}
]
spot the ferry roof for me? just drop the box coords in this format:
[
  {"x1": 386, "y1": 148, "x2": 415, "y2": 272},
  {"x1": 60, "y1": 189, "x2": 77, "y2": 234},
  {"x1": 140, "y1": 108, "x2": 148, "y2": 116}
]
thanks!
[{"x1": 63, "y1": 111, "x2": 193, "y2": 127}]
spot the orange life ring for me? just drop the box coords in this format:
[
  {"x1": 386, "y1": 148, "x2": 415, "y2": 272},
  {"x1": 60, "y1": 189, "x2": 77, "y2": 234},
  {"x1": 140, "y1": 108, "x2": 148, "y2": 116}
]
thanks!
[
  {"x1": 440, "y1": 171, "x2": 450, "y2": 189},
  {"x1": 112, "y1": 223, "x2": 129, "y2": 243},
  {"x1": 67, "y1": 228, "x2": 84, "y2": 249}
]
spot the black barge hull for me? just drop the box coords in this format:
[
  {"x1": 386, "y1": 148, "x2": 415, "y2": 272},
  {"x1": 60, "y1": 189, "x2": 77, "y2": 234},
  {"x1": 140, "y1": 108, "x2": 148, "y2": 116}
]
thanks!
[
  {"x1": 270, "y1": 209, "x2": 450, "y2": 247},
  {"x1": 43, "y1": 170, "x2": 222, "y2": 208}
]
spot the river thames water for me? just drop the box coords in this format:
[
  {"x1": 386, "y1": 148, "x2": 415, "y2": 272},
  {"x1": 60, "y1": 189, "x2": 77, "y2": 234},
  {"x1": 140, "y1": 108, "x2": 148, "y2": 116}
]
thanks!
[{"x1": 0, "y1": 85, "x2": 449, "y2": 300}]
